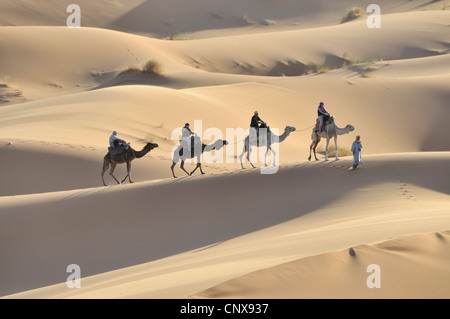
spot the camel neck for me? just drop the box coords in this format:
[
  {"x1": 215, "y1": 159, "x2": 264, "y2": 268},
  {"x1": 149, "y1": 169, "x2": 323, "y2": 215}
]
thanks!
[
  {"x1": 276, "y1": 130, "x2": 290, "y2": 143},
  {"x1": 134, "y1": 146, "x2": 150, "y2": 158},
  {"x1": 203, "y1": 142, "x2": 219, "y2": 152},
  {"x1": 335, "y1": 125, "x2": 349, "y2": 135}
]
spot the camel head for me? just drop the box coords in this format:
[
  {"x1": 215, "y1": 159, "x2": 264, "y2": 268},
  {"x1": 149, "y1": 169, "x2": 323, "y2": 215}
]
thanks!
[
  {"x1": 285, "y1": 126, "x2": 296, "y2": 133},
  {"x1": 346, "y1": 125, "x2": 355, "y2": 133},
  {"x1": 145, "y1": 142, "x2": 159, "y2": 150}
]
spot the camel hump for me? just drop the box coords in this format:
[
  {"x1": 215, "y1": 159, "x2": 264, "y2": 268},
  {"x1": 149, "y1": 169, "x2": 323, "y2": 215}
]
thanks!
[
  {"x1": 259, "y1": 123, "x2": 270, "y2": 132},
  {"x1": 315, "y1": 115, "x2": 334, "y2": 131},
  {"x1": 326, "y1": 115, "x2": 334, "y2": 124},
  {"x1": 108, "y1": 142, "x2": 129, "y2": 155},
  {"x1": 191, "y1": 135, "x2": 202, "y2": 145},
  {"x1": 108, "y1": 147, "x2": 122, "y2": 155}
]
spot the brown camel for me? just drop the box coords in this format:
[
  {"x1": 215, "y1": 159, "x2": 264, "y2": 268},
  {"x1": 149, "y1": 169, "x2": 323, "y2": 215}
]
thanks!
[
  {"x1": 171, "y1": 139, "x2": 228, "y2": 178},
  {"x1": 101, "y1": 142, "x2": 158, "y2": 186}
]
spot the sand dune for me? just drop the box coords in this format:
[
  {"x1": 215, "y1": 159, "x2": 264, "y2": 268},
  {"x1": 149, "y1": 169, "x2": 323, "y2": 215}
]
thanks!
[
  {"x1": 0, "y1": 0, "x2": 446, "y2": 37},
  {"x1": 195, "y1": 230, "x2": 450, "y2": 299},
  {"x1": 1, "y1": 10, "x2": 449, "y2": 103},
  {"x1": 1, "y1": 0, "x2": 449, "y2": 299},
  {"x1": 362, "y1": 54, "x2": 450, "y2": 78},
  {"x1": 0, "y1": 0, "x2": 144, "y2": 29},
  {"x1": 1, "y1": 153, "x2": 449, "y2": 298},
  {"x1": 166, "y1": 11, "x2": 450, "y2": 75}
]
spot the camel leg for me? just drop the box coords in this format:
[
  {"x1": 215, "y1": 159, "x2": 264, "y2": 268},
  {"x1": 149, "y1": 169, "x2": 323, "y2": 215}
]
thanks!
[
  {"x1": 190, "y1": 164, "x2": 198, "y2": 175},
  {"x1": 239, "y1": 142, "x2": 248, "y2": 169},
  {"x1": 309, "y1": 133, "x2": 320, "y2": 161},
  {"x1": 269, "y1": 146, "x2": 277, "y2": 167},
  {"x1": 311, "y1": 135, "x2": 320, "y2": 161},
  {"x1": 180, "y1": 160, "x2": 190, "y2": 176},
  {"x1": 240, "y1": 152, "x2": 245, "y2": 169},
  {"x1": 128, "y1": 162, "x2": 134, "y2": 183},
  {"x1": 324, "y1": 138, "x2": 330, "y2": 161},
  {"x1": 109, "y1": 163, "x2": 120, "y2": 184},
  {"x1": 121, "y1": 161, "x2": 133, "y2": 184},
  {"x1": 190, "y1": 163, "x2": 204, "y2": 175},
  {"x1": 101, "y1": 160, "x2": 110, "y2": 186},
  {"x1": 312, "y1": 142, "x2": 318, "y2": 161},
  {"x1": 265, "y1": 145, "x2": 276, "y2": 166},
  {"x1": 171, "y1": 162, "x2": 177, "y2": 178},
  {"x1": 308, "y1": 140, "x2": 316, "y2": 161},
  {"x1": 247, "y1": 146, "x2": 256, "y2": 168},
  {"x1": 334, "y1": 136, "x2": 339, "y2": 160},
  {"x1": 239, "y1": 145, "x2": 246, "y2": 169},
  {"x1": 308, "y1": 141, "x2": 314, "y2": 161},
  {"x1": 264, "y1": 146, "x2": 269, "y2": 166},
  {"x1": 191, "y1": 154, "x2": 204, "y2": 176},
  {"x1": 314, "y1": 141, "x2": 320, "y2": 161},
  {"x1": 121, "y1": 162, "x2": 129, "y2": 183}
]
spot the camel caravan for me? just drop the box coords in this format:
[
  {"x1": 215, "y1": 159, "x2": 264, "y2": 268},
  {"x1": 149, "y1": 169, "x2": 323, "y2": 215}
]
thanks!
[{"x1": 101, "y1": 102, "x2": 356, "y2": 185}]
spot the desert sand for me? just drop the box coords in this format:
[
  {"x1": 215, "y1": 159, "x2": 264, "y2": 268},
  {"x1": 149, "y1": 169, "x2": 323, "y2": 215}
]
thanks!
[{"x1": 0, "y1": 0, "x2": 449, "y2": 299}]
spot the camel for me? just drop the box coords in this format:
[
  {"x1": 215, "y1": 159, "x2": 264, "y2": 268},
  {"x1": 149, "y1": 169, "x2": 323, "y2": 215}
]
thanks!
[
  {"x1": 101, "y1": 142, "x2": 158, "y2": 186},
  {"x1": 239, "y1": 125, "x2": 296, "y2": 169},
  {"x1": 308, "y1": 117, "x2": 354, "y2": 161},
  {"x1": 171, "y1": 138, "x2": 229, "y2": 178}
]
